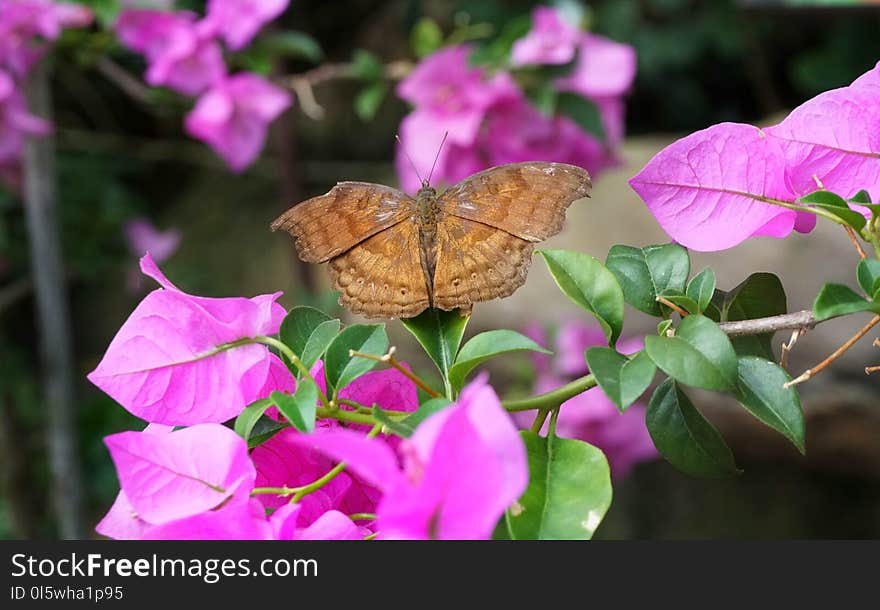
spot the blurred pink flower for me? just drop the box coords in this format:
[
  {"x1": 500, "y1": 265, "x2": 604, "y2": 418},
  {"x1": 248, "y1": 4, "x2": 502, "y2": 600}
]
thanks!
[
  {"x1": 293, "y1": 375, "x2": 527, "y2": 539},
  {"x1": 0, "y1": 69, "x2": 51, "y2": 164},
  {"x1": 185, "y1": 73, "x2": 292, "y2": 171},
  {"x1": 0, "y1": 0, "x2": 93, "y2": 77},
  {"x1": 87, "y1": 253, "x2": 287, "y2": 425},
  {"x1": 555, "y1": 33, "x2": 637, "y2": 100},
  {"x1": 124, "y1": 216, "x2": 181, "y2": 261},
  {"x1": 511, "y1": 6, "x2": 582, "y2": 66},
  {"x1": 519, "y1": 322, "x2": 659, "y2": 479},
  {"x1": 203, "y1": 0, "x2": 289, "y2": 51},
  {"x1": 115, "y1": 9, "x2": 226, "y2": 95},
  {"x1": 395, "y1": 45, "x2": 517, "y2": 192}
]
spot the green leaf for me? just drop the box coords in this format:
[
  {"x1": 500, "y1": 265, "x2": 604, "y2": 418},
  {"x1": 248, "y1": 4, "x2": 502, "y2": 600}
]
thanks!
[
  {"x1": 646, "y1": 379, "x2": 740, "y2": 477},
  {"x1": 410, "y1": 17, "x2": 444, "y2": 58},
  {"x1": 733, "y1": 357, "x2": 805, "y2": 454},
  {"x1": 401, "y1": 308, "x2": 469, "y2": 386},
  {"x1": 247, "y1": 420, "x2": 287, "y2": 449},
  {"x1": 605, "y1": 243, "x2": 690, "y2": 316},
  {"x1": 372, "y1": 405, "x2": 414, "y2": 438},
  {"x1": 234, "y1": 398, "x2": 273, "y2": 443},
  {"x1": 813, "y1": 283, "x2": 879, "y2": 320},
  {"x1": 539, "y1": 249, "x2": 625, "y2": 346},
  {"x1": 556, "y1": 92, "x2": 605, "y2": 140},
  {"x1": 585, "y1": 348, "x2": 657, "y2": 412},
  {"x1": 468, "y1": 14, "x2": 531, "y2": 67},
  {"x1": 525, "y1": 82, "x2": 558, "y2": 116},
  {"x1": 849, "y1": 190, "x2": 872, "y2": 204},
  {"x1": 350, "y1": 49, "x2": 383, "y2": 80},
  {"x1": 657, "y1": 319, "x2": 673, "y2": 336},
  {"x1": 259, "y1": 31, "x2": 323, "y2": 62},
  {"x1": 300, "y1": 319, "x2": 342, "y2": 371},
  {"x1": 270, "y1": 380, "x2": 318, "y2": 433},
  {"x1": 401, "y1": 397, "x2": 453, "y2": 431},
  {"x1": 644, "y1": 314, "x2": 738, "y2": 391},
  {"x1": 79, "y1": 0, "x2": 120, "y2": 27},
  {"x1": 448, "y1": 330, "x2": 551, "y2": 392},
  {"x1": 687, "y1": 267, "x2": 716, "y2": 314},
  {"x1": 856, "y1": 259, "x2": 880, "y2": 298},
  {"x1": 799, "y1": 190, "x2": 867, "y2": 231},
  {"x1": 504, "y1": 431, "x2": 612, "y2": 540},
  {"x1": 280, "y1": 306, "x2": 331, "y2": 352},
  {"x1": 324, "y1": 324, "x2": 388, "y2": 394},
  {"x1": 656, "y1": 288, "x2": 700, "y2": 316},
  {"x1": 718, "y1": 272, "x2": 787, "y2": 359},
  {"x1": 354, "y1": 82, "x2": 388, "y2": 122}
]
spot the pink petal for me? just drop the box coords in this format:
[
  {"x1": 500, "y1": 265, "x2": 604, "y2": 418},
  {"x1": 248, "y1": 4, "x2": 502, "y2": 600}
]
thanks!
[
  {"x1": 511, "y1": 6, "x2": 581, "y2": 67},
  {"x1": 297, "y1": 510, "x2": 363, "y2": 540},
  {"x1": 104, "y1": 424, "x2": 256, "y2": 525},
  {"x1": 629, "y1": 122, "x2": 799, "y2": 251},
  {"x1": 143, "y1": 499, "x2": 272, "y2": 540},
  {"x1": 851, "y1": 60, "x2": 879, "y2": 91},
  {"x1": 556, "y1": 34, "x2": 637, "y2": 99},
  {"x1": 95, "y1": 490, "x2": 149, "y2": 540},
  {"x1": 205, "y1": 0, "x2": 289, "y2": 50},
  {"x1": 766, "y1": 86, "x2": 880, "y2": 201}
]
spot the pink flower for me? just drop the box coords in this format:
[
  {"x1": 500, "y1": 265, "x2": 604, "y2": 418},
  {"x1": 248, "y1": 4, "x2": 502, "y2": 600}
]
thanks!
[
  {"x1": 292, "y1": 376, "x2": 528, "y2": 540},
  {"x1": 395, "y1": 45, "x2": 517, "y2": 191},
  {"x1": 203, "y1": 0, "x2": 289, "y2": 51},
  {"x1": 87, "y1": 253, "x2": 286, "y2": 425},
  {"x1": 0, "y1": 0, "x2": 93, "y2": 77},
  {"x1": 555, "y1": 34, "x2": 637, "y2": 100},
  {"x1": 555, "y1": 319, "x2": 606, "y2": 376},
  {"x1": 115, "y1": 9, "x2": 226, "y2": 96},
  {"x1": 0, "y1": 69, "x2": 51, "y2": 164},
  {"x1": 511, "y1": 6, "x2": 582, "y2": 66},
  {"x1": 124, "y1": 217, "x2": 181, "y2": 261},
  {"x1": 185, "y1": 73, "x2": 292, "y2": 172}
]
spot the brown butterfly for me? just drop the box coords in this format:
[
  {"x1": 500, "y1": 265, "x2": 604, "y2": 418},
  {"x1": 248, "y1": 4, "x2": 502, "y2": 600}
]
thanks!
[{"x1": 271, "y1": 161, "x2": 591, "y2": 319}]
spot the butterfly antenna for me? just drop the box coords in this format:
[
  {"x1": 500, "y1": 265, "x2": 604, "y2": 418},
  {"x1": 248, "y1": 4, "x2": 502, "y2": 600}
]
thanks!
[
  {"x1": 395, "y1": 134, "x2": 423, "y2": 184},
  {"x1": 426, "y1": 131, "x2": 448, "y2": 186}
]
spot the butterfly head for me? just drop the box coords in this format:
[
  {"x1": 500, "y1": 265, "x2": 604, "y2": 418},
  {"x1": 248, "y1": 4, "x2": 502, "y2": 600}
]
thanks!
[{"x1": 417, "y1": 180, "x2": 436, "y2": 199}]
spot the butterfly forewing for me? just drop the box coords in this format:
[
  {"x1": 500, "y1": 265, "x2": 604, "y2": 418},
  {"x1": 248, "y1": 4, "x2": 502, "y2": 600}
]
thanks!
[
  {"x1": 432, "y1": 216, "x2": 533, "y2": 312},
  {"x1": 437, "y1": 162, "x2": 591, "y2": 242},
  {"x1": 271, "y1": 182, "x2": 414, "y2": 263},
  {"x1": 328, "y1": 219, "x2": 430, "y2": 319}
]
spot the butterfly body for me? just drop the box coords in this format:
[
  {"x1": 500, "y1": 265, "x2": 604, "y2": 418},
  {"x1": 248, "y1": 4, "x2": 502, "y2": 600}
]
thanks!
[{"x1": 272, "y1": 162, "x2": 591, "y2": 319}]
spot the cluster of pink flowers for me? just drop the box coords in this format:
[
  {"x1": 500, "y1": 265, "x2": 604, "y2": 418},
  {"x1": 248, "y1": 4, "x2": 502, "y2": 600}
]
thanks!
[
  {"x1": 395, "y1": 6, "x2": 636, "y2": 193},
  {"x1": 0, "y1": 0, "x2": 93, "y2": 187},
  {"x1": 91, "y1": 254, "x2": 527, "y2": 539},
  {"x1": 522, "y1": 320, "x2": 658, "y2": 479},
  {"x1": 630, "y1": 59, "x2": 879, "y2": 251},
  {"x1": 114, "y1": 1, "x2": 292, "y2": 171}
]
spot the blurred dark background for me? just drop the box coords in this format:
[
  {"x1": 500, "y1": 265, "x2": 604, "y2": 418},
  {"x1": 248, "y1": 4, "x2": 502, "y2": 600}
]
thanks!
[{"x1": 1, "y1": 0, "x2": 879, "y2": 539}]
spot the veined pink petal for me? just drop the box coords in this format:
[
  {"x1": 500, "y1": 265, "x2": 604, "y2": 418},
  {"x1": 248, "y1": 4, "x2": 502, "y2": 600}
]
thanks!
[
  {"x1": 143, "y1": 499, "x2": 272, "y2": 540},
  {"x1": 104, "y1": 424, "x2": 256, "y2": 525},
  {"x1": 629, "y1": 122, "x2": 799, "y2": 251},
  {"x1": 88, "y1": 254, "x2": 285, "y2": 424},
  {"x1": 95, "y1": 490, "x2": 149, "y2": 540},
  {"x1": 766, "y1": 86, "x2": 880, "y2": 201}
]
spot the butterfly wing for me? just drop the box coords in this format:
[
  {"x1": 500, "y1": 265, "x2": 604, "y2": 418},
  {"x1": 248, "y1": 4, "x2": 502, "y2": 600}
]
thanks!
[
  {"x1": 436, "y1": 162, "x2": 591, "y2": 242},
  {"x1": 328, "y1": 220, "x2": 430, "y2": 319},
  {"x1": 271, "y1": 182, "x2": 415, "y2": 263},
  {"x1": 431, "y1": 215, "x2": 534, "y2": 312}
]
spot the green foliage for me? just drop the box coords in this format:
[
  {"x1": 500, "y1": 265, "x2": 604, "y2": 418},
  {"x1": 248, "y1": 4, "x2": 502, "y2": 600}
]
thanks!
[
  {"x1": 813, "y1": 284, "x2": 880, "y2": 320},
  {"x1": 709, "y1": 273, "x2": 787, "y2": 360},
  {"x1": 234, "y1": 398, "x2": 274, "y2": 444},
  {"x1": 279, "y1": 307, "x2": 340, "y2": 374},
  {"x1": 556, "y1": 93, "x2": 605, "y2": 140},
  {"x1": 448, "y1": 330, "x2": 550, "y2": 392},
  {"x1": 646, "y1": 379, "x2": 740, "y2": 477},
  {"x1": 354, "y1": 82, "x2": 389, "y2": 122},
  {"x1": 410, "y1": 17, "x2": 444, "y2": 58},
  {"x1": 350, "y1": 49, "x2": 384, "y2": 80},
  {"x1": 502, "y1": 430, "x2": 612, "y2": 540},
  {"x1": 270, "y1": 380, "x2": 319, "y2": 433},
  {"x1": 605, "y1": 243, "x2": 689, "y2": 317},
  {"x1": 799, "y1": 190, "x2": 867, "y2": 231},
  {"x1": 585, "y1": 348, "x2": 656, "y2": 412},
  {"x1": 644, "y1": 315, "x2": 738, "y2": 392},
  {"x1": 686, "y1": 267, "x2": 716, "y2": 315},
  {"x1": 733, "y1": 357, "x2": 805, "y2": 454},
  {"x1": 401, "y1": 309, "x2": 470, "y2": 395},
  {"x1": 323, "y1": 324, "x2": 388, "y2": 395},
  {"x1": 539, "y1": 249, "x2": 625, "y2": 346},
  {"x1": 856, "y1": 259, "x2": 880, "y2": 300}
]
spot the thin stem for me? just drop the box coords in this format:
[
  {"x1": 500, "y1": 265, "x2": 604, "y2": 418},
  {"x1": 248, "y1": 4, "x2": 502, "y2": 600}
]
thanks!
[
  {"x1": 717, "y1": 310, "x2": 818, "y2": 337},
  {"x1": 865, "y1": 365, "x2": 880, "y2": 375},
  {"x1": 252, "y1": 486, "x2": 296, "y2": 496},
  {"x1": 548, "y1": 407, "x2": 561, "y2": 437},
  {"x1": 785, "y1": 314, "x2": 880, "y2": 388},
  {"x1": 289, "y1": 425, "x2": 382, "y2": 504},
  {"x1": 350, "y1": 346, "x2": 441, "y2": 398},
  {"x1": 337, "y1": 398, "x2": 411, "y2": 418},
  {"x1": 503, "y1": 374, "x2": 597, "y2": 412},
  {"x1": 844, "y1": 225, "x2": 868, "y2": 260},
  {"x1": 656, "y1": 296, "x2": 689, "y2": 317},
  {"x1": 315, "y1": 406, "x2": 378, "y2": 426},
  {"x1": 348, "y1": 513, "x2": 377, "y2": 521},
  {"x1": 251, "y1": 335, "x2": 329, "y2": 404},
  {"x1": 529, "y1": 409, "x2": 550, "y2": 433}
]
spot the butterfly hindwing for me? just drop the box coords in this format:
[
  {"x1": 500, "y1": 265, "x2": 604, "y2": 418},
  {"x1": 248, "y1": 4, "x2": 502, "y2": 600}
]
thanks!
[
  {"x1": 437, "y1": 162, "x2": 591, "y2": 242},
  {"x1": 271, "y1": 182, "x2": 414, "y2": 263},
  {"x1": 328, "y1": 220, "x2": 430, "y2": 319},
  {"x1": 431, "y1": 215, "x2": 533, "y2": 312}
]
